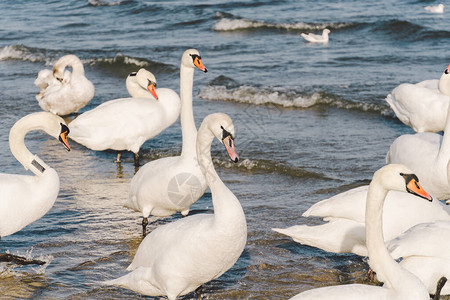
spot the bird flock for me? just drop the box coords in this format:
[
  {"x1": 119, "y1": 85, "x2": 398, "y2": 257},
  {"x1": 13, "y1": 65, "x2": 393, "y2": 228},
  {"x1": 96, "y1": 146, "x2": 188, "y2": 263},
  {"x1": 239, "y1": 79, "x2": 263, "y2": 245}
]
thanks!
[{"x1": 0, "y1": 47, "x2": 449, "y2": 299}]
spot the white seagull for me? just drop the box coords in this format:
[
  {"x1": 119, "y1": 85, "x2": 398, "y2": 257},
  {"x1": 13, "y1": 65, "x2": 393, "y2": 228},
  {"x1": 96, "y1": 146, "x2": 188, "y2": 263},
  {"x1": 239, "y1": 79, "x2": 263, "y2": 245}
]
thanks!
[{"x1": 300, "y1": 28, "x2": 330, "y2": 44}]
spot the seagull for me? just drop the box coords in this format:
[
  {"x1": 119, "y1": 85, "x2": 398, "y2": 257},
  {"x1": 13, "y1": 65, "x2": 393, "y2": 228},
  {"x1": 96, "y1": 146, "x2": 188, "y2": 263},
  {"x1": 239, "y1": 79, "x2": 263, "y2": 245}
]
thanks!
[
  {"x1": 300, "y1": 28, "x2": 331, "y2": 44},
  {"x1": 424, "y1": 3, "x2": 444, "y2": 13}
]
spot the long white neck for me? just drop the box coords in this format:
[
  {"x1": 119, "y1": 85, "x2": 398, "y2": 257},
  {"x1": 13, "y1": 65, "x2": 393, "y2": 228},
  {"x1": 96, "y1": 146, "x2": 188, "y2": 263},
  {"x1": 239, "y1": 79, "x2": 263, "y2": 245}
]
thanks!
[
  {"x1": 196, "y1": 125, "x2": 244, "y2": 226},
  {"x1": 9, "y1": 114, "x2": 52, "y2": 176},
  {"x1": 180, "y1": 63, "x2": 198, "y2": 158},
  {"x1": 365, "y1": 177, "x2": 422, "y2": 292},
  {"x1": 438, "y1": 71, "x2": 450, "y2": 96},
  {"x1": 55, "y1": 55, "x2": 85, "y2": 76}
]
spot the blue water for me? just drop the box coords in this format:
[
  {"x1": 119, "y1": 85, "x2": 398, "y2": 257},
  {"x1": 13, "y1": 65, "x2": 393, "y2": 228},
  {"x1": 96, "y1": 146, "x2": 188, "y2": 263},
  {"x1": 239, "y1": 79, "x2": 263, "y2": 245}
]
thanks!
[{"x1": 0, "y1": 0, "x2": 449, "y2": 298}]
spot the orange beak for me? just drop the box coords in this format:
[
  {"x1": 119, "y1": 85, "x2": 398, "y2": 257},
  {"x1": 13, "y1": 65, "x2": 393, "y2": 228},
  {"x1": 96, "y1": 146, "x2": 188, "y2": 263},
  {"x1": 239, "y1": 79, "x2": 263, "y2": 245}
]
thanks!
[
  {"x1": 223, "y1": 136, "x2": 239, "y2": 163},
  {"x1": 406, "y1": 178, "x2": 432, "y2": 201},
  {"x1": 147, "y1": 83, "x2": 158, "y2": 100},
  {"x1": 193, "y1": 56, "x2": 208, "y2": 73},
  {"x1": 59, "y1": 130, "x2": 71, "y2": 151}
]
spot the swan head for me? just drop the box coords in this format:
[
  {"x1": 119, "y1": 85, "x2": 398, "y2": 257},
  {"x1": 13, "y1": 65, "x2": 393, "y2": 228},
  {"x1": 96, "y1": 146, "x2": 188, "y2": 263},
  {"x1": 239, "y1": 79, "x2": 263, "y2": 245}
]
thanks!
[
  {"x1": 444, "y1": 64, "x2": 450, "y2": 75},
  {"x1": 373, "y1": 164, "x2": 432, "y2": 201},
  {"x1": 44, "y1": 113, "x2": 71, "y2": 151},
  {"x1": 182, "y1": 49, "x2": 208, "y2": 73},
  {"x1": 204, "y1": 113, "x2": 238, "y2": 163},
  {"x1": 126, "y1": 68, "x2": 158, "y2": 100}
]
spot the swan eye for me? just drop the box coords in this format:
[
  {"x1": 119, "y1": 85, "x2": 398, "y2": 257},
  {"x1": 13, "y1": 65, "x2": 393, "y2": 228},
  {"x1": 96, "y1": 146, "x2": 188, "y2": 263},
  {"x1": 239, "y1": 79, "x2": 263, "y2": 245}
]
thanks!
[
  {"x1": 221, "y1": 126, "x2": 234, "y2": 141},
  {"x1": 445, "y1": 69, "x2": 449, "y2": 75},
  {"x1": 129, "y1": 72, "x2": 137, "y2": 77},
  {"x1": 56, "y1": 77, "x2": 63, "y2": 82},
  {"x1": 148, "y1": 80, "x2": 157, "y2": 87}
]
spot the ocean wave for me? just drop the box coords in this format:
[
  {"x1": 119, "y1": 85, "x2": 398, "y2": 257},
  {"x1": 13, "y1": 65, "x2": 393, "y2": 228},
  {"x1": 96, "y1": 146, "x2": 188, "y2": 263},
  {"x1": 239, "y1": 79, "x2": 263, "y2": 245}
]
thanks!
[
  {"x1": 0, "y1": 44, "x2": 175, "y2": 76},
  {"x1": 199, "y1": 84, "x2": 390, "y2": 114},
  {"x1": 212, "y1": 12, "x2": 353, "y2": 32},
  {"x1": 213, "y1": 158, "x2": 329, "y2": 179},
  {"x1": 88, "y1": 0, "x2": 129, "y2": 7}
]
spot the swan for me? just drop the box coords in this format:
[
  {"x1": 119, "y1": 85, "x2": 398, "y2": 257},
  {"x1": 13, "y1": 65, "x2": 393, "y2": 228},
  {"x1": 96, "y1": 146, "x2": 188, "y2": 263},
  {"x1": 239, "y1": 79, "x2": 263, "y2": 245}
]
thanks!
[
  {"x1": 386, "y1": 96, "x2": 450, "y2": 200},
  {"x1": 386, "y1": 220, "x2": 450, "y2": 295},
  {"x1": 385, "y1": 64, "x2": 450, "y2": 132},
  {"x1": 0, "y1": 111, "x2": 70, "y2": 238},
  {"x1": 289, "y1": 164, "x2": 432, "y2": 300},
  {"x1": 272, "y1": 184, "x2": 450, "y2": 256},
  {"x1": 424, "y1": 3, "x2": 445, "y2": 13},
  {"x1": 300, "y1": 28, "x2": 330, "y2": 43},
  {"x1": 68, "y1": 68, "x2": 180, "y2": 166},
  {"x1": 105, "y1": 113, "x2": 245, "y2": 300},
  {"x1": 125, "y1": 49, "x2": 208, "y2": 235},
  {"x1": 34, "y1": 54, "x2": 95, "y2": 116}
]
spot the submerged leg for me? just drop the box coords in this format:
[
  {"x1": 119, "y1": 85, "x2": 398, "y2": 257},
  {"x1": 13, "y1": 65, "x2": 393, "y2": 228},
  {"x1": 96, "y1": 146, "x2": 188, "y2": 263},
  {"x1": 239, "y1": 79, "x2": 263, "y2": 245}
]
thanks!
[
  {"x1": 195, "y1": 285, "x2": 203, "y2": 300},
  {"x1": 0, "y1": 253, "x2": 45, "y2": 265},
  {"x1": 433, "y1": 276, "x2": 447, "y2": 300},
  {"x1": 115, "y1": 151, "x2": 122, "y2": 163},
  {"x1": 142, "y1": 217, "x2": 149, "y2": 237}
]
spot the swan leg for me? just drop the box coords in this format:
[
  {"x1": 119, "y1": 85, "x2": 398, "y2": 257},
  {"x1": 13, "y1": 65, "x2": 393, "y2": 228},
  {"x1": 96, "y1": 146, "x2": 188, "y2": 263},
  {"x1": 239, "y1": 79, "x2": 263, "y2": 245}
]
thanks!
[
  {"x1": 433, "y1": 276, "x2": 447, "y2": 300},
  {"x1": 133, "y1": 152, "x2": 139, "y2": 167},
  {"x1": 195, "y1": 285, "x2": 203, "y2": 299},
  {"x1": 142, "y1": 217, "x2": 149, "y2": 237},
  {"x1": 115, "y1": 151, "x2": 122, "y2": 163},
  {"x1": 0, "y1": 253, "x2": 45, "y2": 265}
]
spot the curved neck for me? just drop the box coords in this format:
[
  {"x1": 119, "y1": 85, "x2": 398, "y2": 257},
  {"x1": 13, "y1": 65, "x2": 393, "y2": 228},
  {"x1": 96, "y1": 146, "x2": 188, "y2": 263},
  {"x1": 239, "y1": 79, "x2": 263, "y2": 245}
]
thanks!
[
  {"x1": 126, "y1": 80, "x2": 153, "y2": 99},
  {"x1": 365, "y1": 179, "x2": 419, "y2": 290},
  {"x1": 9, "y1": 114, "x2": 51, "y2": 176},
  {"x1": 180, "y1": 64, "x2": 197, "y2": 158},
  {"x1": 196, "y1": 126, "x2": 243, "y2": 226},
  {"x1": 55, "y1": 55, "x2": 85, "y2": 76}
]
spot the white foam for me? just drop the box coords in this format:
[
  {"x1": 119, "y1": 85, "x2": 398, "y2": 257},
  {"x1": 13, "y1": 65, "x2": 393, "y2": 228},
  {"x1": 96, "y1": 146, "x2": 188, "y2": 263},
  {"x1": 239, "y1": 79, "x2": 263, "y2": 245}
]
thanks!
[{"x1": 0, "y1": 45, "x2": 46, "y2": 63}]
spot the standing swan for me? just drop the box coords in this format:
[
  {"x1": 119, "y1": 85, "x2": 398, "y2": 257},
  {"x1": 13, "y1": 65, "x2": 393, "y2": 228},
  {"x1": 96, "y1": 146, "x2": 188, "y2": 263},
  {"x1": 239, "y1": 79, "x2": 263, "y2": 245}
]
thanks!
[
  {"x1": 68, "y1": 68, "x2": 180, "y2": 166},
  {"x1": 34, "y1": 54, "x2": 95, "y2": 116},
  {"x1": 289, "y1": 164, "x2": 432, "y2": 300},
  {"x1": 0, "y1": 112, "x2": 70, "y2": 238},
  {"x1": 125, "y1": 49, "x2": 208, "y2": 235},
  {"x1": 105, "y1": 113, "x2": 246, "y2": 300},
  {"x1": 385, "y1": 64, "x2": 450, "y2": 132}
]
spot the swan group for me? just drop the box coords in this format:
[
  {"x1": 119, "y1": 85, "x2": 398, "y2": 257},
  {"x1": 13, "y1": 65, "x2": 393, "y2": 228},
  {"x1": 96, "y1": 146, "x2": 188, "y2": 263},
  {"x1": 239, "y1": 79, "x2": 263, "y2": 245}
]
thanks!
[
  {"x1": 34, "y1": 54, "x2": 95, "y2": 116},
  {"x1": 289, "y1": 164, "x2": 432, "y2": 299},
  {"x1": 105, "y1": 113, "x2": 245, "y2": 299},
  {"x1": 68, "y1": 67, "x2": 180, "y2": 166},
  {"x1": 125, "y1": 49, "x2": 208, "y2": 235}
]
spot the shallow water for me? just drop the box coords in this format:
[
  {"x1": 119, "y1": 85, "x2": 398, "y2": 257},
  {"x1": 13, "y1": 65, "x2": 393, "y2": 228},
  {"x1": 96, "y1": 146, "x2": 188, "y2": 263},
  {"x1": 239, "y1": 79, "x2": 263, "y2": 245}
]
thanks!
[{"x1": 0, "y1": 0, "x2": 449, "y2": 299}]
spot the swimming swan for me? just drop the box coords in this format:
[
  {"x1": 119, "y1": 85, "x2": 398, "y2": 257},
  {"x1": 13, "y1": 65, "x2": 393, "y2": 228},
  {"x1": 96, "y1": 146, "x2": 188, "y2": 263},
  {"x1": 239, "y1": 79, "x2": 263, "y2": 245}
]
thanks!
[
  {"x1": 34, "y1": 54, "x2": 95, "y2": 116},
  {"x1": 385, "y1": 64, "x2": 450, "y2": 132},
  {"x1": 125, "y1": 49, "x2": 208, "y2": 235},
  {"x1": 0, "y1": 112, "x2": 70, "y2": 238},
  {"x1": 289, "y1": 164, "x2": 432, "y2": 300},
  {"x1": 105, "y1": 113, "x2": 245, "y2": 300},
  {"x1": 68, "y1": 68, "x2": 180, "y2": 166}
]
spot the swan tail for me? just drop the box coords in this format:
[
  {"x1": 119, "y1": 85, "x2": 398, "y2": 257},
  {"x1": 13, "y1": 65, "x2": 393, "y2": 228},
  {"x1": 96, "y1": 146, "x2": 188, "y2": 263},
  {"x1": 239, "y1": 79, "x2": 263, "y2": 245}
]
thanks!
[{"x1": 104, "y1": 267, "x2": 162, "y2": 296}]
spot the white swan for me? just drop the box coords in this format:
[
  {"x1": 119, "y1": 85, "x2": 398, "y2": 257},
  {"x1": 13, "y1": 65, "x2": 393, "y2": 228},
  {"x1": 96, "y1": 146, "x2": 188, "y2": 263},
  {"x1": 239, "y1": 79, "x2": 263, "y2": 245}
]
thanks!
[
  {"x1": 425, "y1": 3, "x2": 445, "y2": 13},
  {"x1": 385, "y1": 64, "x2": 450, "y2": 132},
  {"x1": 386, "y1": 220, "x2": 450, "y2": 295},
  {"x1": 105, "y1": 113, "x2": 245, "y2": 300},
  {"x1": 289, "y1": 164, "x2": 432, "y2": 300},
  {"x1": 386, "y1": 97, "x2": 450, "y2": 200},
  {"x1": 0, "y1": 112, "x2": 70, "y2": 238},
  {"x1": 272, "y1": 183, "x2": 450, "y2": 256},
  {"x1": 125, "y1": 49, "x2": 208, "y2": 235},
  {"x1": 300, "y1": 28, "x2": 330, "y2": 43},
  {"x1": 34, "y1": 54, "x2": 95, "y2": 116},
  {"x1": 68, "y1": 68, "x2": 180, "y2": 165}
]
